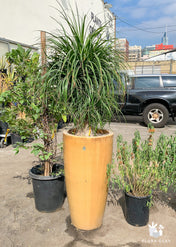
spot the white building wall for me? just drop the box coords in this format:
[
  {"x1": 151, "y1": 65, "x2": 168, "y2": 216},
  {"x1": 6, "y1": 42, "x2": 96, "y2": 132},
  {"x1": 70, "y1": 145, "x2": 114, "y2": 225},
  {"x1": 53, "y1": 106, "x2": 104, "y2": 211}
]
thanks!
[
  {"x1": 0, "y1": 0, "x2": 115, "y2": 49},
  {"x1": 104, "y1": 5, "x2": 115, "y2": 40}
]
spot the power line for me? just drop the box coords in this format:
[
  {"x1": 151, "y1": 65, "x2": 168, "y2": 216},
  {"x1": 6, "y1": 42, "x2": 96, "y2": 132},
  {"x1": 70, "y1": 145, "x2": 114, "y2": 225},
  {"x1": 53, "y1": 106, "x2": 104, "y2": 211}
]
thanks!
[
  {"x1": 141, "y1": 24, "x2": 176, "y2": 30},
  {"x1": 120, "y1": 27, "x2": 176, "y2": 33},
  {"x1": 117, "y1": 17, "x2": 162, "y2": 34},
  {"x1": 118, "y1": 24, "x2": 176, "y2": 32},
  {"x1": 116, "y1": 16, "x2": 176, "y2": 34},
  {"x1": 114, "y1": 15, "x2": 176, "y2": 46}
]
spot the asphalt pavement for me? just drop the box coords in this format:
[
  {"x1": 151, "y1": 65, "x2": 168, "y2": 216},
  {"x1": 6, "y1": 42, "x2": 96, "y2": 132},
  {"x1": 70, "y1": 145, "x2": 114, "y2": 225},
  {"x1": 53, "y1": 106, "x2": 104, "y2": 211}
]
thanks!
[{"x1": 0, "y1": 119, "x2": 176, "y2": 247}]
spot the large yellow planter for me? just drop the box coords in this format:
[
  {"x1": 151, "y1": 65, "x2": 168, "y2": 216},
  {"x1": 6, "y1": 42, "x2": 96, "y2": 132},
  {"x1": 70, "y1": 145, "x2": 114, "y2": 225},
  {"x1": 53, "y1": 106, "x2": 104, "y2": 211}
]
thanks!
[{"x1": 63, "y1": 130, "x2": 113, "y2": 230}]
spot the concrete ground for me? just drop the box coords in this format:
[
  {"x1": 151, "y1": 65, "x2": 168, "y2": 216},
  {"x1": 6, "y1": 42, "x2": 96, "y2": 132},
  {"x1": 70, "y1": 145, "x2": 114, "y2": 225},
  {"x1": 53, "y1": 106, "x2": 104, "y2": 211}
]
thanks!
[{"x1": 0, "y1": 118, "x2": 176, "y2": 247}]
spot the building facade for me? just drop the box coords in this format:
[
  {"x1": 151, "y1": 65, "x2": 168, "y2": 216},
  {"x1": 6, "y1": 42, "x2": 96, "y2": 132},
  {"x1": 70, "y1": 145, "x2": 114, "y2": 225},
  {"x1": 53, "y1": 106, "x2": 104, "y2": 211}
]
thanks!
[
  {"x1": 141, "y1": 43, "x2": 174, "y2": 60},
  {"x1": 116, "y1": 38, "x2": 129, "y2": 60},
  {"x1": 155, "y1": 43, "x2": 173, "y2": 50},
  {"x1": 128, "y1": 45, "x2": 142, "y2": 61},
  {"x1": 0, "y1": 0, "x2": 115, "y2": 57}
]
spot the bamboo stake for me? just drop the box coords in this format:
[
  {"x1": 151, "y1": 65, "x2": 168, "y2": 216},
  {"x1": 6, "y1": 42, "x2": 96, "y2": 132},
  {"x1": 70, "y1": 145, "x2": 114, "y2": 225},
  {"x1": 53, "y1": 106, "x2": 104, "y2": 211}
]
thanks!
[
  {"x1": 41, "y1": 31, "x2": 47, "y2": 76},
  {"x1": 41, "y1": 31, "x2": 50, "y2": 176},
  {"x1": 44, "y1": 161, "x2": 50, "y2": 176}
]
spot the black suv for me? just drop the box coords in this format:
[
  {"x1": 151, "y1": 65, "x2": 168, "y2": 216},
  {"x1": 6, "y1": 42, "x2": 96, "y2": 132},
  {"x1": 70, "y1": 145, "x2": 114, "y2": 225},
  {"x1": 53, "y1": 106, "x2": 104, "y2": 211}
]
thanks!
[{"x1": 116, "y1": 74, "x2": 176, "y2": 128}]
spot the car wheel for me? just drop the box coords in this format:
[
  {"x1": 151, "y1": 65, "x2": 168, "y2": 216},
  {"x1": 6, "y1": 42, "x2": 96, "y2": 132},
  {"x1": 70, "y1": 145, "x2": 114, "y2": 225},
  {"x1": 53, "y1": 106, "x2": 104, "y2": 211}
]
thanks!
[{"x1": 143, "y1": 103, "x2": 169, "y2": 128}]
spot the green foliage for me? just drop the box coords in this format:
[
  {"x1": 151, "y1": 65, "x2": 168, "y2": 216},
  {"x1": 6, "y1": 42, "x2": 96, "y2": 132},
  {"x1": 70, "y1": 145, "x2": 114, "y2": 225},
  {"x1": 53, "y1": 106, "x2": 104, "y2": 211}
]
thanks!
[
  {"x1": 13, "y1": 142, "x2": 29, "y2": 154},
  {"x1": 156, "y1": 133, "x2": 176, "y2": 190},
  {"x1": 0, "y1": 45, "x2": 67, "y2": 174},
  {"x1": 47, "y1": 5, "x2": 125, "y2": 134},
  {"x1": 31, "y1": 143, "x2": 53, "y2": 161},
  {"x1": 51, "y1": 168, "x2": 64, "y2": 177},
  {"x1": 108, "y1": 127, "x2": 176, "y2": 198},
  {"x1": 6, "y1": 45, "x2": 39, "y2": 79}
]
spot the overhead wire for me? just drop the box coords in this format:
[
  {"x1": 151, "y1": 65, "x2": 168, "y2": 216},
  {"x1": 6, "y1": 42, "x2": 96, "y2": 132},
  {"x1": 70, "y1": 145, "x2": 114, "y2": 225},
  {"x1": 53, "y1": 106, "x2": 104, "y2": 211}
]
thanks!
[
  {"x1": 116, "y1": 16, "x2": 176, "y2": 35},
  {"x1": 114, "y1": 14, "x2": 176, "y2": 47},
  {"x1": 116, "y1": 17, "x2": 164, "y2": 34},
  {"x1": 119, "y1": 24, "x2": 176, "y2": 32}
]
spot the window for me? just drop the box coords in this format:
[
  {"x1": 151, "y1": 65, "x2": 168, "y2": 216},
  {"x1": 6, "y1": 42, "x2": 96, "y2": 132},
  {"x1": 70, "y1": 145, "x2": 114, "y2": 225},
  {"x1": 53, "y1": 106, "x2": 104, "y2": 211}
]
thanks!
[
  {"x1": 162, "y1": 76, "x2": 176, "y2": 87},
  {"x1": 134, "y1": 76, "x2": 160, "y2": 89},
  {"x1": 0, "y1": 38, "x2": 38, "y2": 59},
  {"x1": 0, "y1": 42, "x2": 8, "y2": 58}
]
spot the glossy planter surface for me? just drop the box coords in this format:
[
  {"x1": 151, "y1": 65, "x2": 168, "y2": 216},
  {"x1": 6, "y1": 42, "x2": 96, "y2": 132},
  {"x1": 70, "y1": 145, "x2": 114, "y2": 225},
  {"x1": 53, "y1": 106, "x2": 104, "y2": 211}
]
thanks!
[
  {"x1": 63, "y1": 130, "x2": 113, "y2": 230},
  {"x1": 29, "y1": 165, "x2": 65, "y2": 212},
  {"x1": 125, "y1": 192, "x2": 151, "y2": 226}
]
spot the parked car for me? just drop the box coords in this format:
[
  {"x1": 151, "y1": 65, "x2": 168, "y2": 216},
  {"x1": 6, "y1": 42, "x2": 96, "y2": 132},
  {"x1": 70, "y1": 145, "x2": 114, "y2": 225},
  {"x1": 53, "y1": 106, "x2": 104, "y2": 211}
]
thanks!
[{"x1": 115, "y1": 74, "x2": 176, "y2": 127}]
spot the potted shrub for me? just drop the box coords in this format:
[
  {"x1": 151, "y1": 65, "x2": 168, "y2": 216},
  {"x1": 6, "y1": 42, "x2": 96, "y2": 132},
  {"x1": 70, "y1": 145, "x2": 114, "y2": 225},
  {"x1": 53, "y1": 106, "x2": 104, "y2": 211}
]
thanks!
[
  {"x1": 108, "y1": 126, "x2": 172, "y2": 226},
  {"x1": 0, "y1": 68, "x2": 9, "y2": 137},
  {"x1": 0, "y1": 45, "x2": 66, "y2": 212},
  {"x1": 47, "y1": 6, "x2": 125, "y2": 229},
  {"x1": 0, "y1": 62, "x2": 15, "y2": 147}
]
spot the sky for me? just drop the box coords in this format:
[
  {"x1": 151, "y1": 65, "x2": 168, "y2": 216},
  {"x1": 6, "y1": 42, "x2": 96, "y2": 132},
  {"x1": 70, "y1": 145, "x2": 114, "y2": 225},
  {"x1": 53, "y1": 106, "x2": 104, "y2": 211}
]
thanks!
[{"x1": 107, "y1": 0, "x2": 176, "y2": 48}]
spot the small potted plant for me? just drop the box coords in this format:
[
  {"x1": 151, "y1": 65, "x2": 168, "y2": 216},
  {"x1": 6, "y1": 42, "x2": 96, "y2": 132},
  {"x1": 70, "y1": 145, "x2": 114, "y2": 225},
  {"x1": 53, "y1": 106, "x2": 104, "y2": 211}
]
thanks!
[
  {"x1": 0, "y1": 45, "x2": 66, "y2": 212},
  {"x1": 108, "y1": 126, "x2": 171, "y2": 226},
  {"x1": 47, "y1": 5, "x2": 125, "y2": 229}
]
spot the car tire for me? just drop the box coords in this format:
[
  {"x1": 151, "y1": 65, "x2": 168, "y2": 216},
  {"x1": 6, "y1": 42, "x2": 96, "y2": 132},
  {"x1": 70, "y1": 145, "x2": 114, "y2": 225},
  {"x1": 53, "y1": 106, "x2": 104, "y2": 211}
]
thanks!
[{"x1": 143, "y1": 103, "x2": 169, "y2": 128}]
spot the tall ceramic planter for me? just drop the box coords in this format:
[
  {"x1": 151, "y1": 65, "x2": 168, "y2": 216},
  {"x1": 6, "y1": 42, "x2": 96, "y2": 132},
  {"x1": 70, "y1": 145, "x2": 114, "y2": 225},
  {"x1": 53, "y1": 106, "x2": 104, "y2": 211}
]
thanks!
[{"x1": 63, "y1": 130, "x2": 113, "y2": 230}]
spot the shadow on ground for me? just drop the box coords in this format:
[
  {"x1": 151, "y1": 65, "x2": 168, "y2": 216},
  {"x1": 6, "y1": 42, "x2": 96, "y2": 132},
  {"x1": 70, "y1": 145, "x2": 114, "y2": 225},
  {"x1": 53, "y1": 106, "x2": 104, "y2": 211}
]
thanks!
[
  {"x1": 154, "y1": 187, "x2": 176, "y2": 212},
  {"x1": 64, "y1": 216, "x2": 142, "y2": 247}
]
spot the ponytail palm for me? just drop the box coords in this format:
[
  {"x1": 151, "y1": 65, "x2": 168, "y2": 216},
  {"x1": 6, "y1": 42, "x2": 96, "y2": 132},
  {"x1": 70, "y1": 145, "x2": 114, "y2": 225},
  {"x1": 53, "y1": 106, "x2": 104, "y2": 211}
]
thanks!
[{"x1": 48, "y1": 7, "x2": 125, "y2": 134}]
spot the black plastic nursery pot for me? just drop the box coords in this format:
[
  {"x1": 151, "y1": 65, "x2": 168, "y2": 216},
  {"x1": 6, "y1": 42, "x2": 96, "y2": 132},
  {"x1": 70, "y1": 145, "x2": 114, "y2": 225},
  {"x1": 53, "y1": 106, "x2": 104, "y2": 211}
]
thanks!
[
  {"x1": 125, "y1": 192, "x2": 151, "y2": 227},
  {"x1": 29, "y1": 164, "x2": 65, "y2": 212},
  {"x1": 0, "y1": 69, "x2": 7, "y2": 74},
  {"x1": 11, "y1": 133, "x2": 22, "y2": 145},
  {"x1": 0, "y1": 121, "x2": 8, "y2": 134}
]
